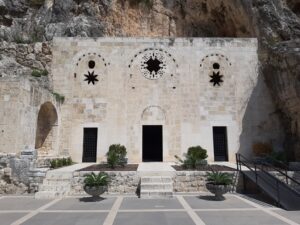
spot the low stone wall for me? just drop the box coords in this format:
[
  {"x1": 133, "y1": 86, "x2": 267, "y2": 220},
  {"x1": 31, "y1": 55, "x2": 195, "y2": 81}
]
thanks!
[
  {"x1": 0, "y1": 153, "x2": 67, "y2": 194},
  {"x1": 70, "y1": 171, "x2": 140, "y2": 195},
  {"x1": 0, "y1": 153, "x2": 29, "y2": 194},
  {"x1": 173, "y1": 171, "x2": 239, "y2": 192},
  {"x1": 69, "y1": 170, "x2": 240, "y2": 195}
]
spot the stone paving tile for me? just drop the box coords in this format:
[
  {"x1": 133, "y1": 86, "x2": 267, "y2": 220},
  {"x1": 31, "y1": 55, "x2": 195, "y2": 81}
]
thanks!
[
  {"x1": 196, "y1": 211, "x2": 288, "y2": 225},
  {"x1": 47, "y1": 197, "x2": 116, "y2": 210},
  {"x1": 113, "y1": 212, "x2": 195, "y2": 225},
  {"x1": 272, "y1": 209, "x2": 300, "y2": 224},
  {"x1": 119, "y1": 197, "x2": 183, "y2": 210},
  {"x1": 184, "y1": 195, "x2": 255, "y2": 209},
  {"x1": 21, "y1": 212, "x2": 108, "y2": 225},
  {"x1": 0, "y1": 197, "x2": 51, "y2": 210},
  {"x1": 0, "y1": 213, "x2": 27, "y2": 225}
]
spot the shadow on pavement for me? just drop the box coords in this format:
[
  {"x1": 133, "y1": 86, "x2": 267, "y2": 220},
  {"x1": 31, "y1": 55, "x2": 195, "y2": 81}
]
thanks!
[
  {"x1": 197, "y1": 195, "x2": 226, "y2": 201},
  {"x1": 79, "y1": 196, "x2": 106, "y2": 202}
]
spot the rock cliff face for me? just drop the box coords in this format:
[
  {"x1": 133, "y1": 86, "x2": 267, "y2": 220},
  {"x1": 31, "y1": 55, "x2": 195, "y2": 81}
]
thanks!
[{"x1": 0, "y1": 0, "x2": 299, "y2": 160}]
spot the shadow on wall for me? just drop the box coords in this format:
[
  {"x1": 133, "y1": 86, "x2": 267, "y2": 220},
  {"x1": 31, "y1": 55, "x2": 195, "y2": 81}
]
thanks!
[
  {"x1": 35, "y1": 102, "x2": 58, "y2": 152},
  {"x1": 238, "y1": 73, "x2": 285, "y2": 159}
]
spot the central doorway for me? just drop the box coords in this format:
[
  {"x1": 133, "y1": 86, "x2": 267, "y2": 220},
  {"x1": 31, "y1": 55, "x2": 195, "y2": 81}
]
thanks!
[{"x1": 142, "y1": 125, "x2": 163, "y2": 162}]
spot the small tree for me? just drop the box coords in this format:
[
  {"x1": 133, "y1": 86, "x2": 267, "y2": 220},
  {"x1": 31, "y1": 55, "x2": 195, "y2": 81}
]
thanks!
[
  {"x1": 175, "y1": 145, "x2": 208, "y2": 169},
  {"x1": 106, "y1": 144, "x2": 127, "y2": 169}
]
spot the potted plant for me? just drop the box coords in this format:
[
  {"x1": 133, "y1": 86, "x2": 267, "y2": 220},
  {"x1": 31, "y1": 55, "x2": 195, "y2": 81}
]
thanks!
[
  {"x1": 83, "y1": 172, "x2": 109, "y2": 197},
  {"x1": 206, "y1": 171, "x2": 233, "y2": 200}
]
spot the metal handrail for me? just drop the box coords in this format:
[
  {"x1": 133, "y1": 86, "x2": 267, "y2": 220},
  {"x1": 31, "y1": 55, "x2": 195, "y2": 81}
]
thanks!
[
  {"x1": 236, "y1": 153, "x2": 300, "y2": 204},
  {"x1": 260, "y1": 163, "x2": 300, "y2": 196},
  {"x1": 236, "y1": 154, "x2": 282, "y2": 204},
  {"x1": 236, "y1": 154, "x2": 280, "y2": 191},
  {"x1": 237, "y1": 153, "x2": 300, "y2": 187},
  {"x1": 261, "y1": 161, "x2": 300, "y2": 187}
]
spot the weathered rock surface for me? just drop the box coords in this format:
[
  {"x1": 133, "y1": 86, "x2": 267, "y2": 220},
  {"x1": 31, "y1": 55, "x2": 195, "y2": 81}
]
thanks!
[{"x1": 0, "y1": 0, "x2": 299, "y2": 159}]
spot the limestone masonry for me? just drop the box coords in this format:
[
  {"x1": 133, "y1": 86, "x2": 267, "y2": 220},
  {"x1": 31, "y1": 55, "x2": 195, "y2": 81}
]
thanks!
[{"x1": 0, "y1": 38, "x2": 284, "y2": 163}]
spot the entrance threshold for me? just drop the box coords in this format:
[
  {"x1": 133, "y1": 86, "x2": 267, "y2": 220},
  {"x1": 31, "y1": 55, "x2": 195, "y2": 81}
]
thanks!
[{"x1": 137, "y1": 162, "x2": 175, "y2": 176}]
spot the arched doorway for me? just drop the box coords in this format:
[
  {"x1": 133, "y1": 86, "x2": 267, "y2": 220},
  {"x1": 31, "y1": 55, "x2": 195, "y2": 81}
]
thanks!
[{"x1": 35, "y1": 102, "x2": 58, "y2": 156}]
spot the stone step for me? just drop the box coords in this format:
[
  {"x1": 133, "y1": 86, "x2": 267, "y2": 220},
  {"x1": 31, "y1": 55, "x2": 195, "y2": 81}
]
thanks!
[
  {"x1": 46, "y1": 174, "x2": 73, "y2": 179},
  {"x1": 141, "y1": 183, "x2": 173, "y2": 190},
  {"x1": 43, "y1": 180, "x2": 71, "y2": 185},
  {"x1": 140, "y1": 175, "x2": 174, "y2": 198},
  {"x1": 39, "y1": 185, "x2": 71, "y2": 192},
  {"x1": 141, "y1": 176, "x2": 173, "y2": 183},
  {"x1": 35, "y1": 191, "x2": 65, "y2": 199},
  {"x1": 35, "y1": 170, "x2": 74, "y2": 199},
  {"x1": 140, "y1": 190, "x2": 173, "y2": 198}
]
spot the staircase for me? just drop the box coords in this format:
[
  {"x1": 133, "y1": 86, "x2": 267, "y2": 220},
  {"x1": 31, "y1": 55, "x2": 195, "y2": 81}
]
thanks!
[
  {"x1": 140, "y1": 176, "x2": 173, "y2": 198},
  {"x1": 236, "y1": 154, "x2": 300, "y2": 210},
  {"x1": 35, "y1": 170, "x2": 73, "y2": 199},
  {"x1": 34, "y1": 164, "x2": 91, "y2": 199},
  {"x1": 137, "y1": 162, "x2": 175, "y2": 198}
]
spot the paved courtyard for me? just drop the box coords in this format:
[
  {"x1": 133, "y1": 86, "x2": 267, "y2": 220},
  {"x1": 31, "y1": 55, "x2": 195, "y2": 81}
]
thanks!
[{"x1": 0, "y1": 194, "x2": 299, "y2": 225}]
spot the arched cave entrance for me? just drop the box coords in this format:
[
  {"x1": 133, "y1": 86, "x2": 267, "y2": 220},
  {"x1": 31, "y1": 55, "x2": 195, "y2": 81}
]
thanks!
[{"x1": 35, "y1": 102, "x2": 58, "y2": 156}]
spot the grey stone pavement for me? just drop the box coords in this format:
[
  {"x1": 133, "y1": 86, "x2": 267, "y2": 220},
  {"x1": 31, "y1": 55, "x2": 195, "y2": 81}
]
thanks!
[{"x1": 0, "y1": 194, "x2": 299, "y2": 225}]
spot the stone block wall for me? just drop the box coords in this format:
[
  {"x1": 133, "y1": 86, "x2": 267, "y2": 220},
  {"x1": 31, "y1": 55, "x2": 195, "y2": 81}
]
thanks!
[
  {"x1": 173, "y1": 171, "x2": 240, "y2": 192},
  {"x1": 0, "y1": 77, "x2": 60, "y2": 156},
  {"x1": 70, "y1": 171, "x2": 140, "y2": 195},
  {"x1": 69, "y1": 170, "x2": 241, "y2": 195},
  {"x1": 0, "y1": 153, "x2": 51, "y2": 194},
  {"x1": 50, "y1": 37, "x2": 284, "y2": 163}
]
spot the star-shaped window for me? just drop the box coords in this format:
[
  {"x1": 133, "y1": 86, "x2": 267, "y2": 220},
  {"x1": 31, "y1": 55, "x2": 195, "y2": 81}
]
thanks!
[
  {"x1": 210, "y1": 71, "x2": 223, "y2": 86},
  {"x1": 145, "y1": 57, "x2": 162, "y2": 75},
  {"x1": 84, "y1": 71, "x2": 98, "y2": 85}
]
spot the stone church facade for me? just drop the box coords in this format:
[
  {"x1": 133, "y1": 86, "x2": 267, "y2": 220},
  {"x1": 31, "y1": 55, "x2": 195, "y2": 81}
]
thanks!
[{"x1": 0, "y1": 38, "x2": 284, "y2": 163}]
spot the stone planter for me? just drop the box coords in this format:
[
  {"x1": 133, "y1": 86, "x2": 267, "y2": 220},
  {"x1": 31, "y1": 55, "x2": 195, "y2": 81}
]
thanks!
[
  {"x1": 206, "y1": 183, "x2": 230, "y2": 200},
  {"x1": 83, "y1": 185, "x2": 107, "y2": 197}
]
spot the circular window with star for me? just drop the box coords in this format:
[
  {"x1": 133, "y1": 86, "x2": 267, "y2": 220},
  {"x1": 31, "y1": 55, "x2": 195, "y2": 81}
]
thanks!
[{"x1": 140, "y1": 51, "x2": 167, "y2": 80}]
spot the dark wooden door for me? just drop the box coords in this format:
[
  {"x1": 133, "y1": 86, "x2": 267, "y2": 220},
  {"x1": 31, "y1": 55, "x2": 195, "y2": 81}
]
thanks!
[
  {"x1": 82, "y1": 128, "x2": 98, "y2": 162},
  {"x1": 213, "y1": 127, "x2": 228, "y2": 161},
  {"x1": 143, "y1": 125, "x2": 163, "y2": 162}
]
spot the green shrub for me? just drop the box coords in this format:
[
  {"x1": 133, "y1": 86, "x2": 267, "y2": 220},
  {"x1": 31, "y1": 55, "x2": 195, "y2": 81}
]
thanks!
[
  {"x1": 106, "y1": 144, "x2": 127, "y2": 169},
  {"x1": 175, "y1": 146, "x2": 208, "y2": 169},
  {"x1": 206, "y1": 171, "x2": 233, "y2": 185},
  {"x1": 52, "y1": 92, "x2": 65, "y2": 103},
  {"x1": 66, "y1": 157, "x2": 73, "y2": 165},
  {"x1": 50, "y1": 159, "x2": 58, "y2": 169},
  {"x1": 56, "y1": 159, "x2": 63, "y2": 168},
  {"x1": 62, "y1": 158, "x2": 67, "y2": 166},
  {"x1": 50, "y1": 157, "x2": 73, "y2": 169},
  {"x1": 31, "y1": 69, "x2": 48, "y2": 77},
  {"x1": 84, "y1": 172, "x2": 109, "y2": 187}
]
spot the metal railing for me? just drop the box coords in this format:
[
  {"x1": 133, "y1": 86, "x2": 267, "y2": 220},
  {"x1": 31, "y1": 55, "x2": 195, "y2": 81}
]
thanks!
[{"x1": 236, "y1": 153, "x2": 300, "y2": 206}]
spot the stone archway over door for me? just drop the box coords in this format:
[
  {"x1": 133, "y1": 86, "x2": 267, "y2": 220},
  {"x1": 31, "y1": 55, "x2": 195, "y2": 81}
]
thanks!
[{"x1": 35, "y1": 102, "x2": 58, "y2": 156}]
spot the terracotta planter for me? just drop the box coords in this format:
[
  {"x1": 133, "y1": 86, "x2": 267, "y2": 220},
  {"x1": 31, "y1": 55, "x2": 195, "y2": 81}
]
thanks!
[
  {"x1": 84, "y1": 185, "x2": 107, "y2": 197},
  {"x1": 206, "y1": 183, "x2": 230, "y2": 200}
]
